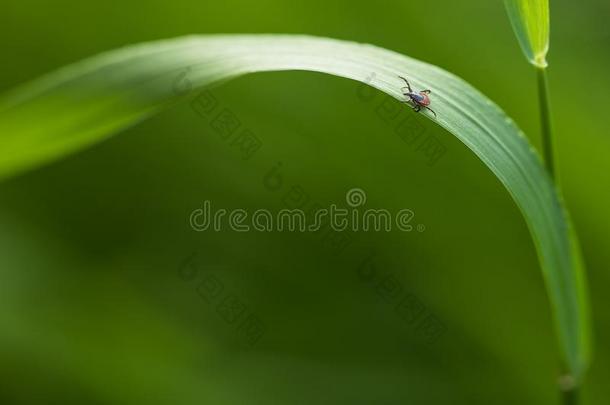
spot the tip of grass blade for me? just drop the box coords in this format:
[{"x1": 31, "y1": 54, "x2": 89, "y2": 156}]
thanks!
[{"x1": 504, "y1": 0, "x2": 550, "y2": 68}]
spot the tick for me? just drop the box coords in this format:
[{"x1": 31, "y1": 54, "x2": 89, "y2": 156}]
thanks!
[{"x1": 399, "y1": 76, "x2": 437, "y2": 118}]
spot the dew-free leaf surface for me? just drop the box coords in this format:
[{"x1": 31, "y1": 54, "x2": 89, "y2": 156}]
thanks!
[
  {"x1": 0, "y1": 34, "x2": 589, "y2": 380},
  {"x1": 504, "y1": 0, "x2": 550, "y2": 67}
]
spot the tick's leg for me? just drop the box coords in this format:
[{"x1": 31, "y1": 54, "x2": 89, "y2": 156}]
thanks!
[
  {"x1": 401, "y1": 96, "x2": 415, "y2": 105},
  {"x1": 414, "y1": 105, "x2": 421, "y2": 112},
  {"x1": 398, "y1": 76, "x2": 412, "y2": 92},
  {"x1": 424, "y1": 106, "x2": 437, "y2": 117},
  {"x1": 422, "y1": 90, "x2": 431, "y2": 94}
]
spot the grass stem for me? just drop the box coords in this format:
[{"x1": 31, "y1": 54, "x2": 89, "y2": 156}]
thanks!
[
  {"x1": 536, "y1": 67, "x2": 557, "y2": 181},
  {"x1": 562, "y1": 386, "x2": 578, "y2": 405}
]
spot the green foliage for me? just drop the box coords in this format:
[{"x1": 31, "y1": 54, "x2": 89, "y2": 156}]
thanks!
[
  {"x1": 0, "y1": 34, "x2": 590, "y2": 380},
  {"x1": 504, "y1": 0, "x2": 550, "y2": 67}
]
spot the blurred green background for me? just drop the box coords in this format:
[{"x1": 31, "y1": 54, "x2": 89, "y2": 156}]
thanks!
[{"x1": 1, "y1": 0, "x2": 609, "y2": 403}]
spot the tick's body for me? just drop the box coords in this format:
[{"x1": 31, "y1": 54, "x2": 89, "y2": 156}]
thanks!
[
  {"x1": 408, "y1": 91, "x2": 430, "y2": 106},
  {"x1": 399, "y1": 76, "x2": 436, "y2": 117}
]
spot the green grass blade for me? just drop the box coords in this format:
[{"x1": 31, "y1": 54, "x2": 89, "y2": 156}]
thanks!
[
  {"x1": 504, "y1": 0, "x2": 550, "y2": 67},
  {"x1": 0, "y1": 34, "x2": 590, "y2": 380}
]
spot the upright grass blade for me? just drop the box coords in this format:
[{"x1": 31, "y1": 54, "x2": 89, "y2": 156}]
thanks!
[
  {"x1": 504, "y1": 1, "x2": 589, "y2": 397},
  {"x1": 0, "y1": 34, "x2": 590, "y2": 380},
  {"x1": 537, "y1": 67, "x2": 557, "y2": 179},
  {"x1": 504, "y1": 0, "x2": 550, "y2": 68},
  {"x1": 504, "y1": 0, "x2": 557, "y2": 182}
]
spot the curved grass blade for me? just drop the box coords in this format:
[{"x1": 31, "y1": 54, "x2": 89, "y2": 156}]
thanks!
[
  {"x1": 0, "y1": 34, "x2": 590, "y2": 380},
  {"x1": 504, "y1": 0, "x2": 550, "y2": 67}
]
